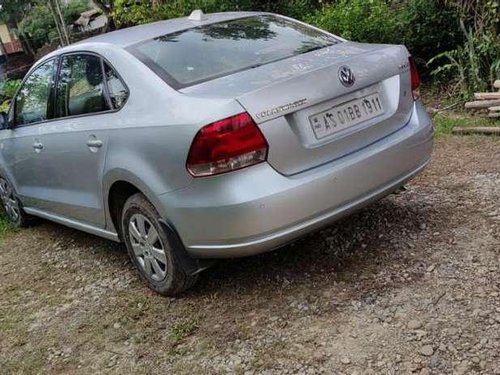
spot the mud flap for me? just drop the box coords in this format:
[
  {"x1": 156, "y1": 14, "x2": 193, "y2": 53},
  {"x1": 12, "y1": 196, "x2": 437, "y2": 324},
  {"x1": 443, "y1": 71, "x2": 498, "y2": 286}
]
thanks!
[{"x1": 158, "y1": 219, "x2": 215, "y2": 276}]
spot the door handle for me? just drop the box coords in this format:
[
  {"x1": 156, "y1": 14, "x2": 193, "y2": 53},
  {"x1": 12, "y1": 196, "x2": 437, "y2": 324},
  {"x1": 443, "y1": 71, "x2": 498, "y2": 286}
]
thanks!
[
  {"x1": 33, "y1": 141, "x2": 44, "y2": 150},
  {"x1": 86, "y1": 139, "x2": 103, "y2": 148}
]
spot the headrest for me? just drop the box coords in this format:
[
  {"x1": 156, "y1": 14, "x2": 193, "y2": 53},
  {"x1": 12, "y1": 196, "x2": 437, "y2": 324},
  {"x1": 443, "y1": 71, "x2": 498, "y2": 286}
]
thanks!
[{"x1": 86, "y1": 61, "x2": 102, "y2": 86}]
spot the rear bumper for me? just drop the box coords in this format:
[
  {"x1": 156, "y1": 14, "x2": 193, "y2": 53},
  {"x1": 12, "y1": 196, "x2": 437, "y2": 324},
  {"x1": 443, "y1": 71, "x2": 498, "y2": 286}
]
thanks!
[{"x1": 158, "y1": 101, "x2": 433, "y2": 258}]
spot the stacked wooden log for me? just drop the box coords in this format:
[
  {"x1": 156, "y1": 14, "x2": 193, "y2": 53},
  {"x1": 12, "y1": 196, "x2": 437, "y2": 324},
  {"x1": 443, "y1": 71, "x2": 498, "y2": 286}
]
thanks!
[{"x1": 465, "y1": 80, "x2": 500, "y2": 118}]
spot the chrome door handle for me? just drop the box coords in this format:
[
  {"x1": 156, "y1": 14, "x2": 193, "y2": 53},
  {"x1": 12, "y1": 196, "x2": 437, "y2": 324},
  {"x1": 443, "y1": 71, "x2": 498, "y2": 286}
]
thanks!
[
  {"x1": 86, "y1": 139, "x2": 103, "y2": 148},
  {"x1": 33, "y1": 141, "x2": 44, "y2": 150}
]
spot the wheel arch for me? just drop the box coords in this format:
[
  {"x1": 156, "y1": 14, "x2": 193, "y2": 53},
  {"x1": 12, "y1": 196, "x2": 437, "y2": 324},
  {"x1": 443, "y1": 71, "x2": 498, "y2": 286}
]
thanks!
[
  {"x1": 104, "y1": 172, "x2": 205, "y2": 281},
  {"x1": 103, "y1": 170, "x2": 166, "y2": 238},
  {"x1": 0, "y1": 165, "x2": 19, "y2": 196}
]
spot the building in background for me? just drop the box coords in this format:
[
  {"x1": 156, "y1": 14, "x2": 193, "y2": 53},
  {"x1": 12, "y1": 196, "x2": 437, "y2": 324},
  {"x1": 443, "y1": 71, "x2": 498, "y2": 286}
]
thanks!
[
  {"x1": 0, "y1": 24, "x2": 32, "y2": 80},
  {"x1": 0, "y1": 23, "x2": 23, "y2": 56}
]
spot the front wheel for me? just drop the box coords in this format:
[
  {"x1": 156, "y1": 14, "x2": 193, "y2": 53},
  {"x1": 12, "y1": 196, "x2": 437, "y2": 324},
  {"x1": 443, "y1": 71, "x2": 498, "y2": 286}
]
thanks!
[
  {"x1": 121, "y1": 193, "x2": 198, "y2": 296},
  {"x1": 0, "y1": 176, "x2": 33, "y2": 228}
]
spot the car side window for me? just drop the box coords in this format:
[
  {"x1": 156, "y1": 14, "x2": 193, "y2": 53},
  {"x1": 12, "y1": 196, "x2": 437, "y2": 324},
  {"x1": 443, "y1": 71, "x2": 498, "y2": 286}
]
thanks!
[
  {"x1": 104, "y1": 62, "x2": 128, "y2": 110},
  {"x1": 55, "y1": 54, "x2": 110, "y2": 118},
  {"x1": 14, "y1": 59, "x2": 56, "y2": 126}
]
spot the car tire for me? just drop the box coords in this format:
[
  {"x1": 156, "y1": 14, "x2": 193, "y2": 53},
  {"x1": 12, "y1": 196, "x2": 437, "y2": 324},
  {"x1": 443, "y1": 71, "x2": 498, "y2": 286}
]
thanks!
[
  {"x1": 121, "y1": 193, "x2": 198, "y2": 296},
  {"x1": 0, "y1": 176, "x2": 34, "y2": 228}
]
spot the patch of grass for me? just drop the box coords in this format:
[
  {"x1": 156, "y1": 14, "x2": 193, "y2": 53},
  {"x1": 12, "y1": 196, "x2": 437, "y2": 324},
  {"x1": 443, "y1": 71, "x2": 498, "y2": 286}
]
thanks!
[
  {"x1": 167, "y1": 344, "x2": 190, "y2": 357},
  {"x1": 0, "y1": 307, "x2": 23, "y2": 333},
  {"x1": 0, "y1": 212, "x2": 16, "y2": 240},
  {"x1": 169, "y1": 319, "x2": 198, "y2": 342},
  {"x1": 433, "y1": 114, "x2": 499, "y2": 136},
  {"x1": 0, "y1": 349, "x2": 47, "y2": 374}
]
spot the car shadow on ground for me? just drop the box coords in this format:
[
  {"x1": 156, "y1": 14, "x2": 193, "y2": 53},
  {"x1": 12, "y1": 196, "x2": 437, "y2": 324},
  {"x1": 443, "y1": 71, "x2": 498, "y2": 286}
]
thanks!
[
  {"x1": 30, "y1": 194, "x2": 443, "y2": 298},
  {"x1": 193, "y1": 196, "x2": 441, "y2": 295}
]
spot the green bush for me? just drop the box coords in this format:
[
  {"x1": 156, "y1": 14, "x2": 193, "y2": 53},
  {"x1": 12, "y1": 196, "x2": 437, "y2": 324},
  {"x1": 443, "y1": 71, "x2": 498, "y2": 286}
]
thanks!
[
  {"x1": 0, "y1": 80, "x2": 21, "y2": 113},
  {"x1": 428, "y1": 0, "x2": 499, "y2": 95},
  {"x1": 398, "y1": 0, "x2": 463, "y2": 66},
  {"x1": 306, "y1": 0, "x2": 398, "y2": 44},
  {"x1": 112, "y1": 0, "x2": 323, "y2": 27},
  {"x1": 63, "y1": 0, "x2": 91, "y2": 24},
  {"x1": 0, "y1": 79, "x2": 22, "y2": 99},
  {"x1": 113, "y1": 0, "x2": 259, "y2": 27},
  {"x1": 258, "y1": 0, "x2": 323, "y2": 21},
  {"x1": 306, "y1": 0, "x2": 465, "y2": 77},
  {"x1": 429, "y1": 23, "x2": 500, "y2": 95}
]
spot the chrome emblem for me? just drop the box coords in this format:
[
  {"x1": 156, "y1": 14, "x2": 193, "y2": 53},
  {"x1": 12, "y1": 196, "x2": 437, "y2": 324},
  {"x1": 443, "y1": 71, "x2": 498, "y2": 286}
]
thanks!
[
  {"x1": 338, "y1": 66, "x2": 355, "y2": 87},
  {"x1": 255, "y1": 98, "x2": 308, "y2": 119}
]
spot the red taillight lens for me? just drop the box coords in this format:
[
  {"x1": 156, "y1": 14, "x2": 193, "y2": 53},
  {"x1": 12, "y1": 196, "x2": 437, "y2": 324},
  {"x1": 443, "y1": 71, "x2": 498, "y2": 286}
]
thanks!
[
  {"x1": 409, "y1": 56, "x2": 421, "y2": 100},
  {"x1": 187, "y1": 112, "x2": 268, "y2": 177}
]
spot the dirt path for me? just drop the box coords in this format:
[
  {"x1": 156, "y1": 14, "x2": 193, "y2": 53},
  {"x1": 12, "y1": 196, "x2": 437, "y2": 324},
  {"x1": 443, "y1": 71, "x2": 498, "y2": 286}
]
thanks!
[{"x1": 1, "y1": 136, "x2": 499, "y2": 374}]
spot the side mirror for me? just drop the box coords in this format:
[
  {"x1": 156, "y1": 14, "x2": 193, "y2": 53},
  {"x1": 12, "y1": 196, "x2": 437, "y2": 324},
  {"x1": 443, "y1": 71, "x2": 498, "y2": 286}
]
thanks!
[{"x1": 0, "y1": 112, "x2": 8, "y2": 130}]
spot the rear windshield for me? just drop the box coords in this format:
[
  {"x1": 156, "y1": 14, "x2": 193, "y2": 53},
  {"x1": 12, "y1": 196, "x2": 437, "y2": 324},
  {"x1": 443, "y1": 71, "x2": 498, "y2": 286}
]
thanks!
[{"x1": 129, "y1": 15, "x2": 338, "y2": 88}]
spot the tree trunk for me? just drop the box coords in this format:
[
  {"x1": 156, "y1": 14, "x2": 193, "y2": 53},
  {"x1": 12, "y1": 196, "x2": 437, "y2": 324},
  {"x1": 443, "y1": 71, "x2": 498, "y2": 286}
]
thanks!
[
  {"x1": 53, "y1": 0, "x2": 70, "y2": 45},
  {"x1": 18, "y1": 33, "x2": 35, "y2": 58},
  {"x1": 47, "y1": 0, "x2": 66, "y2": 46}
]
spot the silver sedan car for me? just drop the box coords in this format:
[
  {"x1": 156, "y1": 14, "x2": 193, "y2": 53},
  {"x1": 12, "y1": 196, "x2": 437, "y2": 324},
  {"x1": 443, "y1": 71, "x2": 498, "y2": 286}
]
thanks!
[{"x1": 0, "y1": 11, "x2": 433, "y2": 295}]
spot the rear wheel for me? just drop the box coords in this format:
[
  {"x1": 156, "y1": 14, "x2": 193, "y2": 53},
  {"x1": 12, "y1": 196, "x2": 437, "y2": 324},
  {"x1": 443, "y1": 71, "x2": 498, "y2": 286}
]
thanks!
[
  {"x1": 121, "y1": 193, "x2": 198, "y2": 296},
  {"x1": 0, "y1": 176, "x2": 32, "y2": 228}
]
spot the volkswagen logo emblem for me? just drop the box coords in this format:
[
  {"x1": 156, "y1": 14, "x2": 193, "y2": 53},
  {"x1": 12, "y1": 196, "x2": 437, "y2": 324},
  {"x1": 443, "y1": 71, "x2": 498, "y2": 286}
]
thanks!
[{"x1": 338, "y1": 66, "x2": 355, "y2": 87}]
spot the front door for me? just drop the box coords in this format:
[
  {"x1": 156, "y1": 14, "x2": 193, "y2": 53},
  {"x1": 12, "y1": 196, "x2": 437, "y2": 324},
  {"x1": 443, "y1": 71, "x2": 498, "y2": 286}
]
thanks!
[{"x1": 0, "y1": 58, "x2": 58, "y2": 211}]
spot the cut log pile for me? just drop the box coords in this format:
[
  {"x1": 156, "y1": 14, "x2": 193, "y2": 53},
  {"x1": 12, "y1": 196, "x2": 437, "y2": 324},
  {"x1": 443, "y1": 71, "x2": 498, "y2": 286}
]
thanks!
[{"x1": 464, "y1": 80, "x2": 500, "y2": 118}]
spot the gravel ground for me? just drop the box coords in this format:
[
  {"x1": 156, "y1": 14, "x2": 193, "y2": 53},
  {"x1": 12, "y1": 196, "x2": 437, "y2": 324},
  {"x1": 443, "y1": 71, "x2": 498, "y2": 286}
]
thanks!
[{"x1": 0, "y1": 136, "x2": 499, "y2": 374}]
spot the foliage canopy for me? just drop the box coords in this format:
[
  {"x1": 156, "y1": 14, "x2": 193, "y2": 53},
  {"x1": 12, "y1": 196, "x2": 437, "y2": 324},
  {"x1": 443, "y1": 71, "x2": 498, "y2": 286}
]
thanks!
[{"x1": 2, "y1": 0, "x2": 498, "y2": 96}]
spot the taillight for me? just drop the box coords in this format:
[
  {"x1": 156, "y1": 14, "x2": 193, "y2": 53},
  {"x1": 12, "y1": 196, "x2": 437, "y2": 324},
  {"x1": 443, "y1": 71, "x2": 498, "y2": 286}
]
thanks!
[
  {"x1": 186, "y1": 112, "x2": 268, "y2": 177},
  {"x1": 409, "y1": 56, "x2": 421, "y2": 100}
]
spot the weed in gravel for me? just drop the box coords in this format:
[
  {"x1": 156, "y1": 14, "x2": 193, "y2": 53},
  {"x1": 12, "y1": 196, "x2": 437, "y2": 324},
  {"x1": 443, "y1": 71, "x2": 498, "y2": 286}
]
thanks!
[
  {"x1": 0, "y1": 306, "x2": 23, "y2": 333},
  {"x1": 0, "y1": 348, "x2": 46, "y2": 374},
  {"x1": 170, "y1": 319, "x2": 198, "y2": 342},
  {"x1": 0, "y1": 213, "x2": 16, "y2": 240}
]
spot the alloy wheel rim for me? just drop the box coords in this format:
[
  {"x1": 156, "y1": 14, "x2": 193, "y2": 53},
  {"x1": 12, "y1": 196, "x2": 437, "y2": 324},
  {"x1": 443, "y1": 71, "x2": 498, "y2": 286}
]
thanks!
[
  {"x1": 0, "y1": 178, "x2": 20, "y2": 222},
  {"x1": 128, "y1": 213, "x2": 168, "y2": 282}
]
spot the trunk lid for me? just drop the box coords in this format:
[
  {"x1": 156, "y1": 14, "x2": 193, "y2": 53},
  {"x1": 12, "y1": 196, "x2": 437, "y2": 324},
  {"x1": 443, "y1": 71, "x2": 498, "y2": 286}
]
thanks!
[{"x1": 180, "y1": 42, "x2": 414, "y2": 175}]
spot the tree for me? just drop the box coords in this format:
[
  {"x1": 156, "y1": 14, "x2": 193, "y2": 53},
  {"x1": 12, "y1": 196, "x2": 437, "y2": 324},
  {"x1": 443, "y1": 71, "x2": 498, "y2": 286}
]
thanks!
[
  {"x1": 445, "y1": 0, "x2": 499, "y2": 32},
  {"x1": 18, "y1": 3, "x2": 57, "y2": 49},
  {"x1": 0, "y1": 0, "x2": 32, "y2": 29}
]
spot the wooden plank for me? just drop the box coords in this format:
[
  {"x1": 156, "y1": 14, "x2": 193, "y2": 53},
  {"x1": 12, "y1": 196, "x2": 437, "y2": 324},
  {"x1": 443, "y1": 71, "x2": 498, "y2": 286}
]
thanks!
[
  {"x1": 465, "y1": 99, "x2": 500, "y2": 109},
  {"x1": 488, "y1": 112, "x2": 500, "y2": 118},
  {"x1": 474, "y1": 92, "x2": 500, "y2": 100},
  {"x1": 452, "y1": 127, "x2": 500, "y2": 135},
  {"x1": 489, "y1": 106, "x2": 500, "y2": 112},
  {"x1": 494, "y1": 80, "x2": 500, "y2": 89}
]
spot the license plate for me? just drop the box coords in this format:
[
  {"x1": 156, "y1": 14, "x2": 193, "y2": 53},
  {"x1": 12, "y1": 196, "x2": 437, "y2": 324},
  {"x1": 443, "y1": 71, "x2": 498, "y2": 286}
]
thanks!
[{"x1": 309, "y1": 93, "x2": 384, "y2": 140}]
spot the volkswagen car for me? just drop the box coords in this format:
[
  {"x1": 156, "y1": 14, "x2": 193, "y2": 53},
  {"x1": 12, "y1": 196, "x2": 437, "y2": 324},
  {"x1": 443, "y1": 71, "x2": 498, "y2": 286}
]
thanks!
[{"x1": 0, "y1": 11, "x2": 433, "y2": 295}]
